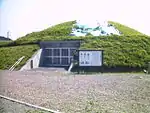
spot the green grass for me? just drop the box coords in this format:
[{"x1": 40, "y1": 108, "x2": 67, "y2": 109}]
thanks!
[
  {"x1": 0, "y1": 41, "x2": 12, "y2": 47},
  {"x1": 17, "y1": 21, "x2": 76, "y2": 41},
  {"x1": 14, "y1": 35, "x2": 150, "y2": 68},
  {"x1": 80, "y1": 35, "x2": 150, "y2": 68},
  {"x1": 1, "y1": 35, "x2": 150, "y2": 70},
  {"x1": 16, "y1": 20, "x2": 145, "y2": 42},
  {"x1": 0, "y1": 45, "x2": 39, "y2": 70},
  {"x1": 109, "y1": 21, "x2": 144, "y2": 36},
  {"x1": 0, "y1": 20, "x2": 149, "y2": 70}
]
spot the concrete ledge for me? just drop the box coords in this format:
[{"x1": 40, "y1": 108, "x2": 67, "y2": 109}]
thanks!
[{"x1": 20, "y1": 49, "x2": 42, "y2": 71}]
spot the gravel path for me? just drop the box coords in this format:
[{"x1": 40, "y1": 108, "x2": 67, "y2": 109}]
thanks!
[
  {"x1": 0, "y1": 70, "x2": 150, "y2": 113},
  {"x1": 0, "y1": 98, "x2": 46, "y2": 113}
]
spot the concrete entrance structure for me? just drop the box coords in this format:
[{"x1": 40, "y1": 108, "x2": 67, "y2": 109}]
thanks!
[
  {"x1": 20, "y1": 41, "x2": 81, "y2": 71},
  {"x1": 39, "y1": 41, "x2": 81, "y2": 67}
]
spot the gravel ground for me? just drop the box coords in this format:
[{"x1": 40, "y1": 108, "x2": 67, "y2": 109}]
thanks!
[
  {"x1": 0, "y1": 70, "x2": 150, "y2": 113},
  {"x1": 0, "y1": 98, "x2": 49, "y2": 113}
]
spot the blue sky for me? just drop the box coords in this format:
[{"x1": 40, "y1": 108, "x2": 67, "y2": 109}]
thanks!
[{"x1": 0, "y1": 0, "x2": 150, "y2": 40}]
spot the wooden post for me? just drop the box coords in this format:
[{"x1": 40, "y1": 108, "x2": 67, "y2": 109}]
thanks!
[
  {"x1": 148, "y1": 62, "x2": 150, "y2": 74},
  {"x1": 31, "y1": 60, "x2": 33, "y2": 69}
]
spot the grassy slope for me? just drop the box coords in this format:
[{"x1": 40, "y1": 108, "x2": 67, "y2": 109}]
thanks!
[
  {"x1": 109, "y1": 21, "x2": 144, "y2": 36},
  {"x1": 0, "y1": 41, "x2": 12, "y2": 47},
  {"x1": 17, "y1": 20, "x2": 144, "y2": 40},
  {"x1": 13, "y1": 20, "x2": 146, "y2": 45},
  {"x1": 17, "y1": 21, "x2": 76, "y2": 40},
  {"x1": 6, "y1": 35, "x2": 150, "y2": 69},
  {"x1": 80, "y1": 35, "x2": 150, "y2": 68},
  {"x1": 0, "y1": 20, "x2": 149, "y2": 70},
  {"x1": 0, "y1": 45, "x2": 39, "y2": 70}
]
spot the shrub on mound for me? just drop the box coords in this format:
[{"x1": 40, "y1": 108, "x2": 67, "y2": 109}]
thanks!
[
  {"x1": 16, "y1": 20, "x2": 144, "y2": 42},
  {"x1": 0, "y1": 45, "x2": 39, "y2": 70},
  {"x1": 0, "y1": 20, "x2": 149, "y2": 71},
  {"x1": 108, "y1": 21, "x2": 144, "y2": 36},
  {"x1": 80, "y1": 35, "x2": 150, "y2": 68},
  {"x1": 17, "y1": 21, "x2": 76, "y2": 40},
  {"x1": 1, "y1": 35, "x2": 150, "y2": 69}
]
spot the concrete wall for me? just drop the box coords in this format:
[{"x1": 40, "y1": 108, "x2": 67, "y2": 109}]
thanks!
[
  {"x1": 20, "y1": 49, "x2": 42, "y2": 71},
  {"x1": 40, "y1": 41, "x2": 81, "y2": 48}
]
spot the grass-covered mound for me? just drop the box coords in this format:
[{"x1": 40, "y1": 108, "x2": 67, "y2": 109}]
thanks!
[
  {"x1": 18, "y1": 21, "x2": 76, "y2": 40},
  {"x1": 0, "y1": 20, "x2": 149, "y2": 71},
  {"x1": 81, "y1": 35, "x2": 150, "y2": 68},
  {"x1": 1, "y1": 35, "x2": 150, "y2": 70},
  {"x1": 17, "y1": 20, "x2": 144, "y2": 41},
  {"x1": 108, "y1": 21, "x2": 144, "y2": 36},
  {"x1": 0, "y1": 41, "x2": 12, "y2": 47},
  {"x1": 0, "y1": 45, "x2": 39, "y2": 70}
]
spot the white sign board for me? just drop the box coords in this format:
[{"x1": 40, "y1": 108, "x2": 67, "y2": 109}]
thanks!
[{"x1": 79, "y1": 50, "x2": 103, "y2": 66}]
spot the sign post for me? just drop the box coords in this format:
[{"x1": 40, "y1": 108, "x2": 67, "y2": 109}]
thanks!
[{"x1": 78, "y1": 50, "x2": 103, "y2": 73}]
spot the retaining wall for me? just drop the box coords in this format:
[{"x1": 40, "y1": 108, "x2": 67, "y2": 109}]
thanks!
[{"x1": 20, "y1": 49, "x2": 42, "y2": 71}]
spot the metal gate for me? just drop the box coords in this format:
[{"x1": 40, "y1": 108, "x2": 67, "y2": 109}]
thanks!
[{"x1": 42, "y1": 48, "x2": 76, "y2": 66}]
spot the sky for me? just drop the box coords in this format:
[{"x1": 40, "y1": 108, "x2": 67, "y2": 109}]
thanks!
[{"x1": 0, "y1": 0, "x2": 150, "y2": 40}]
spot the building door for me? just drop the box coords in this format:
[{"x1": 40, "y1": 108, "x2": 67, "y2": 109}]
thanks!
[{"x1": 42, "y1": 48, "x2": 76, "y2": 66}]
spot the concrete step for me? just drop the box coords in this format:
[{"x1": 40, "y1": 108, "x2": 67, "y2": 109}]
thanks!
[{"x1": 29, "y1": 67, "x2": 68, "y2": 72}]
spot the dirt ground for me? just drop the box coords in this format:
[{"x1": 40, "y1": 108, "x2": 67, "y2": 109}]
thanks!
[{"x1": 0, "y1": 70, "x2": 150, "y2": 113}]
